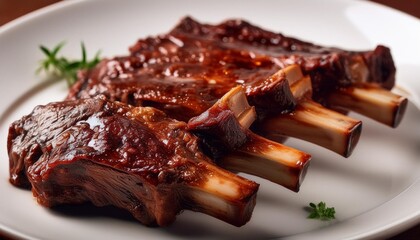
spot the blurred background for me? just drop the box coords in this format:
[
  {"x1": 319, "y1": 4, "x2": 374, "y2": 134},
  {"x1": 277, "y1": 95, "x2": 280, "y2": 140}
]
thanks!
[{"x1": 0, "y1": 0, "x2": 419, "y2": 26}]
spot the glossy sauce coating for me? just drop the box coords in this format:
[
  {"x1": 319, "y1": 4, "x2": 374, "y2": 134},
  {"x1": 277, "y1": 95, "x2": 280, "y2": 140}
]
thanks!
[
  {"x1": 171, "y1": 17, "x2": 394, "y2": 82},
  {"x1": 139, "y1": 17, "x2": 395, "y2": 103},
  {"x1": 9, "y1": 97, "x2": 208, "y2": 188},
  {"x1": 8, "y1": 96, "x2": 259, "y2": 226},
  {"x1": 69, "y1": 17, "x2": 394, "y2": 122},
  {"x1": 67, "y1": 20, "x2": 297, "y2": 121}
]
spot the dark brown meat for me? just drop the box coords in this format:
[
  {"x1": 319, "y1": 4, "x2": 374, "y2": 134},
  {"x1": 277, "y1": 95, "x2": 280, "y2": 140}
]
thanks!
[
  {"x1": 8, "y1": 96, "x2": 258, "y2": 227},
  {"x1": 67, "y1": 33, "x2": 297, "y2": 121},
  {"x1": 160, "y1": 17, "x2": 396, "y2": 104},
  {"x1": 164, "y1": 17, "x2": 401, "y2": 129},
  {"x1": 68, "y1": 17, "x2": 395, "y2": 121},
  {"x1": 63, "y1": 17, "x2": 368, "y2": 159}
]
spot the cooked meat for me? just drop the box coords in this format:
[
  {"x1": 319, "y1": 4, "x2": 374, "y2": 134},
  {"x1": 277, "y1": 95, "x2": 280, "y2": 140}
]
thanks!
[
  {"x1": 160, "y1": 16, "x2": 396, "y2": 104},
  {"x1": 7, "y1": 16, "x2": 400, "y2": 229},
  {"x1": 68, "y1": 16, "x2": 395, "y2": 119},
  {"x1": 8, "y1": 96, "x2": 258, "y2": 227},
  {"x1": 167, "y1": 17, "x2": 402, "y2": 128},
  {"x1": 67, "y1": 30, "x2": 298, "y2": 121},
  {"x1": 65, "y1": 17, "x2": 370, "y2": 157}
]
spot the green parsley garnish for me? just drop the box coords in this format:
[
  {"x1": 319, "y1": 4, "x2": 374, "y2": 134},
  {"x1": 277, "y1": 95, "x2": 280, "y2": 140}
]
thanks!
[
  {"x1": 37, "y1": 42, "x2": 101, "y2": 87},
  {"x1": 307, "y1": 201, "x2": 336, "y2": 221}
]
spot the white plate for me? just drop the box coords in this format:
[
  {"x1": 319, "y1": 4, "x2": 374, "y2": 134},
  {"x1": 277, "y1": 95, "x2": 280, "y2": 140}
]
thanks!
[{"x1": 1, "y1": 0, "x2": 420, "y2": 239}]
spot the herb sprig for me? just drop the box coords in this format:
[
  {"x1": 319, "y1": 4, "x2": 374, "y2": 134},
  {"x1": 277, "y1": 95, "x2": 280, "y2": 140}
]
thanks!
[
  {"x1": 307, "y1": 201, "x2": 336, "y2": 221},
  {"x1": 37, "y1": 42, "x2": 101, "y2": 87}
]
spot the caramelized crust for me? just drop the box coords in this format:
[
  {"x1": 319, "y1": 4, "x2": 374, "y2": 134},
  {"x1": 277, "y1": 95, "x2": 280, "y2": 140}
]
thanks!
[{"x1": 8, "y1": 96, "x2": 258, "y2": 226}]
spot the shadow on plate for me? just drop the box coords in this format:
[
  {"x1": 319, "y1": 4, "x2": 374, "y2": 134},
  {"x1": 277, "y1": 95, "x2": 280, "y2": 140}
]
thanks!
[{"x1": 50, "y1": 203, "x2": 137, "y2": 223}]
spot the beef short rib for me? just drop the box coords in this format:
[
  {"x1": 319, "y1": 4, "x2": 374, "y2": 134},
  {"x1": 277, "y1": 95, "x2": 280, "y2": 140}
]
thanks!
[
  {"x1": 68, "y1": 17, "x2": 396, "y2": 121},
  {"x1": 8, "y1": 96, "x2": 258, "y2": 226},
  {"x1": 161, "y1": 17, "x2": 396, "y2": 104},
  {"x1": 67, "y1": 29, "x2": 298, "y2": 121}
]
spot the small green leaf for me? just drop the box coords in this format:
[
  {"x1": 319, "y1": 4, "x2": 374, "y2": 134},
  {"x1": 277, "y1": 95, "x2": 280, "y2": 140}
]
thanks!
[
  {"x1": 307, "y1": 212, "x2": 318, "y2": 219},
  {"x1": 37, "y1": 42, "x2": 101, "y2": 87},
  {"x1": 307, "y1": 201, "x2": 336, "y2": 221},
  {"x1": 51, "y1": 41, "x2": 65, "y2": 57},
  {"x1": 81, "y1": 42, "x2": 87, "y2": 65},
  {"x1": 39, "y1": 45, "x2": 51, "y2": 57}
]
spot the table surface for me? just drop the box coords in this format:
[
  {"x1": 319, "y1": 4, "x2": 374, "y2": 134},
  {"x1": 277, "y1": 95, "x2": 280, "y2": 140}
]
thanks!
[{"x1": 0, "y1": 0, "x2": 419, "y2": 239}]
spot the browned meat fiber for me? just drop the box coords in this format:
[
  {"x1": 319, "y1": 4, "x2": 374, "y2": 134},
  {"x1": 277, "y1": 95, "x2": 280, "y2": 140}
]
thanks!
[
  {"x1": 8, "y1": 96, "x2": 258, "y2": 227},
  {"x1": 67, "y1": 17, "x2": 395, "y2": 119},
  {"x1": 161, "y1": 17, "x2": 395, "y2": 104}
]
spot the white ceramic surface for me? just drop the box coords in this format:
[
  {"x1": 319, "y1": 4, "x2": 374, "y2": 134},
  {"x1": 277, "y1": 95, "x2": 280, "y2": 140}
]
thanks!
[{"x1": 0, "y1": 0, "x2": 419, "y2": 239}]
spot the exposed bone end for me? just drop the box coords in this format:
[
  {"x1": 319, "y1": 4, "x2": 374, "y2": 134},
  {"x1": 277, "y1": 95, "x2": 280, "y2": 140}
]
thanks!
[
  {"x1": 188, "y1": 86, "x2": 255, "y2": 133},
  {"x1": 281, "y1": 64, "x2": 305, "y2": 86},
  {"x1": 223, "y1": 86, "x2": 253, "y2": 118},
  {"x1": 290, "y1": 75, "x2": 313, "y2": 100},
  {"x1": 223, "y1": 86, "x2": 257, "y2": 129},
  {"x1": 188, "y1": 86, "x2": 256, "y2": 158},
  {"x1": 258, "y1": 100, "x2": 362, "y2": 157},
  {"x1": 238, "y1": 107, "x2": 257, "y2": 129},
  {"x1": 393, "y1": 97, "x2": 408, "y2": 127},
  {"x1": 185, "y1": 162, "x2": 259, "y2": 227},
  {"x1": 190, "y1": 85, "x2": 312, "y2": 191},
  {"x1": 328, "y1": 85, "x2": 408, "y2": 128},
  {"x1": 283, "y1": 64, "x2": 312, "y2": 102},
  {"x1": 220, "y1": 133, "x2": 311, "y2": 192},
  {"x1": 228, "y1": 85, "x2": 311, "y2": 191}
]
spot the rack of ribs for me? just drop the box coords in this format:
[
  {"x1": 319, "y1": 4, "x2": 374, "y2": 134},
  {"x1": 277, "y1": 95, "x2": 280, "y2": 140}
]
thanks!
[
  {"x1": 7, "y1": 16, "x2": 408, "y2": 228},
  {"x1": 163, "y1": 17, "x2": 407, "y2": 128},
  {"x1": 68, "y1": 17, "x2": 387, "y2": 157}
]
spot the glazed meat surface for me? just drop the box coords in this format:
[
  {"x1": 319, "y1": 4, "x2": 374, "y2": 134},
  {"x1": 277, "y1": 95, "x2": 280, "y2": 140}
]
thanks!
[
  {"x1": 162, "y1": 17, "x2": 395, "y2": 103},
  {"x1": 67, "y1": 22, "x2": 301, "y2": 121},
  {"x1": 68, "y1": 17, "x2": 395, "y2": 120},
  {"x1": 8, "y1": 96, "x2": 258, "y2": 226}
]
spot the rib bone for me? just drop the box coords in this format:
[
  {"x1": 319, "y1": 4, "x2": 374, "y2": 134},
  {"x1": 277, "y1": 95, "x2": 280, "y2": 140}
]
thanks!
[
  {"x1": 257, "y1": 66, "x2": 362, "y2": 157},
  {"x1": 185, "y1": 161, "x2": 258, "y2": 227},
  {"x1": 189, "y1": 86, "x2": 311, "y2": 192},
  {"x1": 220, "y1": 133, "x2": 310, "y2": 192},
  {"x1": 259, "y1": 100, "x2": 362, "y2": 157},
  {"x1": 328, "y1": 84, "x2": 408, "y2": 127}
]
